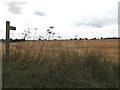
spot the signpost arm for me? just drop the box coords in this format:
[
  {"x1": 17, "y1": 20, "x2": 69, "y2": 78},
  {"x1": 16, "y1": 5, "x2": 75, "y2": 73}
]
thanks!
[{"x1": 6, "y1": 21, "x2": 10, "y2": 60}]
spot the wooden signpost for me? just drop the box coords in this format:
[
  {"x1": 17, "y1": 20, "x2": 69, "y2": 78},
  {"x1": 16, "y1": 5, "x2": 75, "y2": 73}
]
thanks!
[{"x1": 6, "y1": 21, "x2": 16, "y2": 60}]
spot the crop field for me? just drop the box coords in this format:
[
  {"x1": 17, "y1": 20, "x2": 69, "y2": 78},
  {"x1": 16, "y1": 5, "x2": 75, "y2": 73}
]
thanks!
[
  {"x1": 2, "y1": 39, "x2": 119, "y2": 88},
  {"x1": 2, "y1": 39, "x2": 119, "y2": 62}
]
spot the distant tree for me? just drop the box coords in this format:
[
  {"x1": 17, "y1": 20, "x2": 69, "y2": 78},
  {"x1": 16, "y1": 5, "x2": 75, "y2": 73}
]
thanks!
[
  {"x1": 10, "y1": 38, "x2": 13, "y2": 42},
  {"x1": 93, "y1": 37, "x2": 96, "y2": 39},
  {"x1": 1, "y1": 39, "x2": 5, "y2": 41},
  {"x1": 10, "y1": 38, "x2": 13, "y2": 40},
  {"x1": 85, "y1": 38, "x2": 88, "y2": 40},
  {"x1": 38, "y1": 38, "x2": 41, "y2": 40},
  {"x1": 53, "y1": 39, "x2": 57, "y2": 40},
  {"x1": 101, "y1": 37, "x2": 103, "y2": 39},
  {"x1": 74, "y1": 38, "x2": 77, "y2": 40},
  {"x1": 58, "y1": 36, "x2": 61, "y2": 38},
  {"x1": 113, "y1": 37, "x2": 117, "y2": 39},
  {"x1": 79, "y1": 38, "x2": 83, "y2": 40},
  {"x1": 38, "y1": 36, "x2": 42, "y2": 40}
]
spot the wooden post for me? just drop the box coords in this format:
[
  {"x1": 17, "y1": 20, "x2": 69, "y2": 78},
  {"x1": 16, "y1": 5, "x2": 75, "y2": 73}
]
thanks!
[{"x1": 6, "y1": 21, "x2": 10, "y2": 60}]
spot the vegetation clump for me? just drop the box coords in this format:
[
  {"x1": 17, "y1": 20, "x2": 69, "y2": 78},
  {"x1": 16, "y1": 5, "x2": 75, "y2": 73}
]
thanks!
[{"x1": 2, "y1": 46, "x2": 118, "y2": 88}]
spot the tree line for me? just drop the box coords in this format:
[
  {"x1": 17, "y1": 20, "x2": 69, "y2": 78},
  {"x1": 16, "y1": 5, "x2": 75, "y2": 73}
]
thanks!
[{"x1": 0, "y1": 37, "x2": 120, "y2": 43}]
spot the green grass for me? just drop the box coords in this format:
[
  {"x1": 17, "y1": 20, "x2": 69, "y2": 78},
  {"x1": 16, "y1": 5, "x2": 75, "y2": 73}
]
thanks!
[{"x1": 2, "y1": 48, "x2": 118, "y2": 88}]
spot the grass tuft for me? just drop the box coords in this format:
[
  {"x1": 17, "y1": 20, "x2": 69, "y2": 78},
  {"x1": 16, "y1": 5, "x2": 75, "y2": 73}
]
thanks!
[{"x1": 2, "y1": 46, "x2": 118, "y2": 88}]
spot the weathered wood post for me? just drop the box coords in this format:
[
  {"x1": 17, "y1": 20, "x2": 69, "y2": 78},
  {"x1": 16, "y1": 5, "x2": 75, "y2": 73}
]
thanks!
[
  {"x1": 6, "y1": 21, "x2": 10, "y2": 60},
  {"x1": 6, "y1": 21, "x2": 16, "y2": 60}
]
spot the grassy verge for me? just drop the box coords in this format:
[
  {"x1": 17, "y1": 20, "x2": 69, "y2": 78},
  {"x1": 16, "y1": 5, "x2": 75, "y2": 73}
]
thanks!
[{"x1": 2, "y1": 48, "x2": 118, "y2": 88}]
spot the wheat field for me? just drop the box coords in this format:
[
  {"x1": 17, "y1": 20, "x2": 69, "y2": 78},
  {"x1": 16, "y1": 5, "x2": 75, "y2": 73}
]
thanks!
[
  {"x1": 2, "y1": 39, "x2": 119, "y2": 63},
  {"x1": 2, "y1": 39, "x2": 119, "y2": 88}
]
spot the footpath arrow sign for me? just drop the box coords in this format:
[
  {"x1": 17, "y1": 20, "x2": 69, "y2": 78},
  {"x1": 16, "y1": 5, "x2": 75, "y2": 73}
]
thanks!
[
  {"x1": 6, "y1": 21, "x2": 16, "y2": 60},
  {"x1": 9, "y1": 26, "x2": 16, "y2": 30}
]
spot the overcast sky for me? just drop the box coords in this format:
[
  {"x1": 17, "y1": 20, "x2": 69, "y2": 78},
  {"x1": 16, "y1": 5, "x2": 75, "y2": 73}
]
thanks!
[{"x1": 0, "y1": 0, "x2": 119, "y2": 40}]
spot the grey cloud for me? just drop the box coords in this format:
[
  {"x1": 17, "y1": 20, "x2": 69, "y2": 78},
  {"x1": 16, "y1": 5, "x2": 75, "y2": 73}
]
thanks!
[
  {"x1": 74, "y1": 8, "x2": 117, "y2": 28},
  {"x1": 74, "y1": 17, "x2": 117, "y2": 28},
  {"x1": 7, "y1": 1, "x2": 27, "y2": 14},
  {"x1": 34, "y1": 11, "x2": 46, "y2": 17},
  {"x1": 89, "y1": 32, "x2": 94, "y2": 33}
]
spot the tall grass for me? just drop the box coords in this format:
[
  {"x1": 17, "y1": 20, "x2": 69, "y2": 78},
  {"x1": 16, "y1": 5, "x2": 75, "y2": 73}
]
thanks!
[{"x1": 2, "y1": 42, "x2": 118, "y2": 88}]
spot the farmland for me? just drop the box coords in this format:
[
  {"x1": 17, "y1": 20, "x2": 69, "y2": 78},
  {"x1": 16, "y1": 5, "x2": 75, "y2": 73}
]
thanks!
[
  {"x1": 2, "y1": 39, "x2": 119, "y2": 62},
  {"x1": 2, "y1": 39, "x2": 119, "y2": 88}
]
